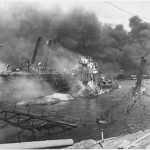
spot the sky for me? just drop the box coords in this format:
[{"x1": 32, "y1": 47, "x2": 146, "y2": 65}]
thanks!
[
  {"x1": 1, "y1": 0, "x2": 150, "y2": 31},
  {"x1": 38, "y1": 0, "x2": 150, "y2": 31}
]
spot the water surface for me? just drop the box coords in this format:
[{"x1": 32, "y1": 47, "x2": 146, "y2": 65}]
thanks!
[{"x1": 1, "y1": 80, "x2": 150, "y2": 143}]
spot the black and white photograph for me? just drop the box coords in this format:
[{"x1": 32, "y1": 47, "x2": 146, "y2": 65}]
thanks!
[{"x1": 0, "y1": 0, "x2": 150, "y2": 149}]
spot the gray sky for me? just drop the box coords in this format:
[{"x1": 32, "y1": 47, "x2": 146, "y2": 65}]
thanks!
[
  {"x1": 1, "y1": 0, "x2": 150, "y2": 31},
  {"x1": 41, "y1": 0, "x2": 150, "y2": 31}
]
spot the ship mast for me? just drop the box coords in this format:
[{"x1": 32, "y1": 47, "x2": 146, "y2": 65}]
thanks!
[
  {"x1": 44, "y1": 39, "x2": 51, "y2": 69},
  {"x1": 76, "y1": 31, "x2": 91, "y2": 57},
  {"x1": 136, "y1": 56, "x2": 146, "y2": 90},
  {"x1": 31, "y1": 37, "x2": 42, "y2": 65}
]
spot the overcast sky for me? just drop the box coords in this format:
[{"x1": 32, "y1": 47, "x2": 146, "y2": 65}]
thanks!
[
  {"x1": 41, "y1": 0, "x2": 150, "y2": 31},
  {"x1": 1, "y1": 0, "x2": 150, "y2": 31}
]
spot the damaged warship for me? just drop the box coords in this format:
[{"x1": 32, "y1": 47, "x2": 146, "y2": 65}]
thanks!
[
  {"x1": 0, "y1": 37, "x2": 71, "y2": 93},
  {"x1": 71, "y1": 56, "x2": 120, "y2": 97},
  {"x1": 0, "y1": 36, "x2": 119, "y2": 98}
]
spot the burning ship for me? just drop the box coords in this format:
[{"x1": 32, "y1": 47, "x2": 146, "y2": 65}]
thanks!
[
  {"x1": 71, "y1": 56, "x2": 120, "y2": 97},
  {"x1": 0, "y1": 37, "x2": 71, "y2": 93},
  {"x1": 0, "y1": 36, "x2": 119, "y2": 98}
]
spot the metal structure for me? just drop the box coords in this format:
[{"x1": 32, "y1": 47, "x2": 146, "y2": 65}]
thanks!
[
  {"x1": 21, "y1": 38, "x2": 51, "y2": 72},
  {"x1": 0, "y1": 100, "x2": 79, "y2": 140},
  {"x1": 76, "y1": 31, "x2": 91, "y2": 56},
  {"x1": 0, "y1": 139, "x2": 74, "y2": 149},
  {"x1": 136, "y1": 56, "x2": 147, "y2": 90},
  {"x1": 44, "y1": 40, "x2": 51, "y2": 68},
  {"x1": 20, "y1": 57, "x2": 30, "y2": 72},
  {"x1": 31, "y1": 37, "x2": 42, "y2": 65},
  {"x1": 98, "y1": 57, "x2": 147, "y2": 131}
]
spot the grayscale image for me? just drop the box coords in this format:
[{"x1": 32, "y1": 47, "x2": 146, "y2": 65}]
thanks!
[{"x1": 0, "y1": 0, "x2": 150, "y2": 149}]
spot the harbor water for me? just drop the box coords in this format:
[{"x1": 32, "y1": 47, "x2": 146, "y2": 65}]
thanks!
[{"x1": 0, "y1": 80, "x2": 150, "y2": 143}]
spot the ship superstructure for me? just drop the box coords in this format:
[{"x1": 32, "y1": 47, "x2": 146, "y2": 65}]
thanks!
[
  {"x1": 72, "y1": 56, "x2": 119, "y2": 97},
  {"x1": 0, "y1": 37, "x2": 71, "y2": 93}
]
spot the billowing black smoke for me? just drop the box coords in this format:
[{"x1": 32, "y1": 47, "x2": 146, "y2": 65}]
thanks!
[{"x1": 0, "y1": 1, "x2": 149, "y2": 77}]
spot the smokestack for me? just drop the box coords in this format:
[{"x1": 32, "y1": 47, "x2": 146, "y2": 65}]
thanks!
[
  {"x1": 44, "y1": 39, "x2": 51, "y2": 68},
  {"x1": 31, "y1": 37, "x2": 42, "y2": 65},
  {"x1": 136, "y1": 56, "x2": 147, "y2": 89}
]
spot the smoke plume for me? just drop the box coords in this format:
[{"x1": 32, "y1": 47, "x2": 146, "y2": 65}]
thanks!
[
  {"x1": 0, "y1": 77, "x2": 54, "y2": 102},
  {"x1": 0, "y1": 1, "x2": 149, "y2": 77}
]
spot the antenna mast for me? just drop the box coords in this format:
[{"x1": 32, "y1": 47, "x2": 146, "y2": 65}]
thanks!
[{"x1": 76, "y1": 31, "x2": 91, "y2": 57}]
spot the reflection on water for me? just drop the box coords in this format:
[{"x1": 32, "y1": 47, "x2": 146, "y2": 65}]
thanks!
[{"x1": 1, "y1": 80, "x2": 150, "y2": 143}]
